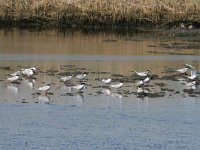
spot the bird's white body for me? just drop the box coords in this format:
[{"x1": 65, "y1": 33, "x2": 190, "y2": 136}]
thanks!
[
  {"x1": 39, "y1": 85, "x2": 50, "y2": 93},
  {"x1": 102, "y1": 78, "x2": 112, "y2": 84},
  {"x1": 73, "y1": 84, "x2": 85, "y2": 90},
  {"x1": 10, "y1": 71, "x2": 21, "y2": 77},
  {"x1": 110, "y1": 82, "x2": 123, "y2": 89},
  {"x1": 177, "y1": 67, "x2": 188, "y2": 74},
  {"x1": 7, "y1": 75, "x2": 19, "y2": 82},
  {"x1": 60, "y1": 76, "x2": 72, "y2": 82},
  {"x1": 134, "y1": 70, "x2": 150, "y2": 77},
  {"x1": 21, "y1": 69, "x2": 34, "y2": 77},
  {"x1": 188, "y1": 25, "x2": 193, "y2": 30},
  {"x1": 143, "y1": 77, "x2": 150, "y2": 83},
  {"x1": 180, "y1": 23, "x2": 185, "y2": 29},
  {"x1": 76, "y1": 74, "x2": 87, "y2": 79},
  {"x1": 137, "y1": 77, "x2": 150, "y2": 86}
]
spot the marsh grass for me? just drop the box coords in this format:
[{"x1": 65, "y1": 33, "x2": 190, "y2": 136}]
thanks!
[{"x1": 0, "y1": 0, "x2": 199, "y2": 28}]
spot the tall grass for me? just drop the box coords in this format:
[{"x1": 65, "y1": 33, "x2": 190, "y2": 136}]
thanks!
[{"x1": 0, "y1": 0, "x2": 199, "y2": 27}]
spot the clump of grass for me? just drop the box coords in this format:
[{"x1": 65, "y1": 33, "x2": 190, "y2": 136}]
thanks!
[{"x1": 0, "y1": 0, "x2": 199, "y2": 28}]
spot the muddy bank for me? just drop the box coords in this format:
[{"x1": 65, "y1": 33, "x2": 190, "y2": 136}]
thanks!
[{"x1": 0, "y1": 18, "x2": 200, "y2": 30}]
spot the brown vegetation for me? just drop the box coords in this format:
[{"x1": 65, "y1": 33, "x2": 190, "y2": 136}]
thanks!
[{"x1": 0, "y1": 0, "x2": 199, "y2": 28}]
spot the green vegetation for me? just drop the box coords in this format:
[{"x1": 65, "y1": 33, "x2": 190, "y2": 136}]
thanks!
[{"x1": 0, "y1": 0, "x2": 200, "y2": 28}]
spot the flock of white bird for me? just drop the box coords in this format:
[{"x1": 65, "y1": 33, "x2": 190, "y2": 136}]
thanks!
[
  {"x1": 6, "y1": 67, "x2": 87, "y2": 94},
  {"x1": 176, "y1": 64, "x2": 199, "y2": 90},
  {"x1": 6, "y1": 63, "x2": 199, "y2": 97},
  {"x1": 7, "y1": 67, "x2": 36, "y2": 83}
]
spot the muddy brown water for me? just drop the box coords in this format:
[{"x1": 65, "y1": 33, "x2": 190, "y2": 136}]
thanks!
[{"x1": 0, "y1": 28, "x2": 200, "y2": 103}]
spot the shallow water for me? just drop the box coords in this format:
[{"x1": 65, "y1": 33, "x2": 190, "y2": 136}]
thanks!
[
  {"x1": 0, "y1": 99, "x2": 200, "y2": 150},
  {"x1": 0, "y1": 28, "x2": 200, "y2": 149}
]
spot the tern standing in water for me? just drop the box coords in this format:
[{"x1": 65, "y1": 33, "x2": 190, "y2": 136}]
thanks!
[
  {"x1": 76, "y1": 73, "x2": 87, "y2": 80},
  {"x1": 134, "y1": 70, "x2": 150, "y2": 77},
  {"x1": 60, "y1": 75, "x2": 72, "y2": 82},
  {"x1": 110, "y1": 82, "x2": 123, "y2": 89},
  {"x1": 39, "y1": 84, "x2": 51, "y2": 94},
  {"x1": 72, "y1": 84, "x2": 85, "y2": 91},
  {"x1": 102, "y1": 78, "x2": 112, "y2": 84}
]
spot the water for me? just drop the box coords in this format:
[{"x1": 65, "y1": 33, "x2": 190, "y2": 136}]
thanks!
[
  {"x1": 0, "y1": 99, "x2": 200, "y2": 150},
  {"x1": 0, "y1": 28, "x2": 200, "y2": 149}
]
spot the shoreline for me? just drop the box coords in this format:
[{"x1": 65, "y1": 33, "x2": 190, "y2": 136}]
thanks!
[{"x1": 0, "y1": 18, "x2": 199, "y2": 30}]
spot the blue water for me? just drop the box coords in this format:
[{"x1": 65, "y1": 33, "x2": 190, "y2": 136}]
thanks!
[{"x1": 0, "y1": 98, "x2": 200, "y2": 150}]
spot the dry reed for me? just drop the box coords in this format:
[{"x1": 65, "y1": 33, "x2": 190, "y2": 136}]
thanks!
[{"x1": 0, "y1": 0, "x2": 199, "y2": 28}]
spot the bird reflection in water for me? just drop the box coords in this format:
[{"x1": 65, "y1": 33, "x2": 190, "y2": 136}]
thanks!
[
  {"x1": 60, "y1": 85, "x2": 73, "y2": 93},
  {"x1": 38, "y1": 95, "x2": 50, "y2": 104},
  {"x1": 7, "y1": 84, "x2": 18, "y2": 95},
  {"x1": 23, "y1": 79, "x2": 35, "y2": 89},
  {"x1": 101, "y1": 88, "x2": 111, "y2": 96},
  {"x1": 73, "y1": 93, "x2": 84, "y2": 106},
  {"x1": 111, "y1": 93, "x2": 123, "y2": 99}
]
